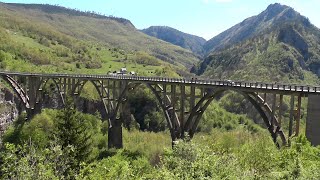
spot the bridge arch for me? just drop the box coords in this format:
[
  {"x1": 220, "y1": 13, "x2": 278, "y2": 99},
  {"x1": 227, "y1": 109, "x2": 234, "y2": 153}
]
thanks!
[
  {"x1": 70, "y1": 79, "x2": 108, "y2": 117},
  {"x1": 97, "y1": 81, "x2": 180, "y2": 141},
  {"x1": 72, "y1": 80, "x2": 103, "y2": 98},
  {"x1": 186, "y1": 88, "x2": 286, "y2": 146},
  {"x1": 0, "y1": 75, "x2": 30, "y2": 109},
  {"x1": 71, "y1": 80, "x2": 180, "y2": 144},
  {"x1": 79, "y1": 80, "x2": 287, "y2": 146},
  {"x1": 0, "y1": 75, "x2": 69, "y2": 117},
  {"x1": 36, "y1": 78, "x2": 65, "y2": 108}
]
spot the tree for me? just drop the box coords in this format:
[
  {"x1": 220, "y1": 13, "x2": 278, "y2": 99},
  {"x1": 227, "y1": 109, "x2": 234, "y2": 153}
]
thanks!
[{"x1": 55, "y1": 98, "x2": 93, "y2": 176}]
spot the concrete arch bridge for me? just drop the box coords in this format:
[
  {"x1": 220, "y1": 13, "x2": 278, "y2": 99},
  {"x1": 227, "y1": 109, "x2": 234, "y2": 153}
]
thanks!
[{"x1": 0, "y1": 71, "x2": 319, "y2": 148}]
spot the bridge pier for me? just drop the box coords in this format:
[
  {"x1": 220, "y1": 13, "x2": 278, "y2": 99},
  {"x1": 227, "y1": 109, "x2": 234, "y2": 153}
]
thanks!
[
  {"x1": 108, "y1": 117, "x2": 123, "y2": 149},
  {"x1": 26, "y1": 108, "x2": 35, "y2": 120},
  {"x1": 306, "y1": 94, "x2": 320, "y2": 146},
  {"x1": 26, "y1": 103, "x2": 42, "y2": 120}
]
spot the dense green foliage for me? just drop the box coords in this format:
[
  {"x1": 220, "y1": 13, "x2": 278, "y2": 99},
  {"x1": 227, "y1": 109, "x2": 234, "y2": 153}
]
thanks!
[
  {"x1": 0, "y1": 88, "x2": 319, "y2": 179},
  {"x1": 1, "y1": 111, "x2": 320, "y2": 179},
  {"x1": 55, "y1": 99, "x2": 96, "y2": 176},
  {"x1": 1, "y1": 106, "x2": 108, "y2": 178},
  {"x1": 1, "y1": 90, "x2": 317, "y2": 178}
]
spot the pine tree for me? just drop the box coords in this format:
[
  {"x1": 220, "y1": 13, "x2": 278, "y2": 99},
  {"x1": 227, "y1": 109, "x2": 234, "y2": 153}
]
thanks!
[{"x1": 55, "y1": 98, "x2": 93, "y2": 176}]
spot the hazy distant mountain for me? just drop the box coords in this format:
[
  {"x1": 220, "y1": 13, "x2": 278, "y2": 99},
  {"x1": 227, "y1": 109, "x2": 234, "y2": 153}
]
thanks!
[
  {"x1": 194, "y1": 3, "x2": 320, "y2": 84},
  {"x1": 141, "y1": 26, "x2": 206, "y2": 56}
]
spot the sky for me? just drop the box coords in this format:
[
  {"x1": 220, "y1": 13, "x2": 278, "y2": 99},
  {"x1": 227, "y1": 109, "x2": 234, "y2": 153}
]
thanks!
[{"x1": 1, "y1": 0, "x2": 320, "y2": 40}]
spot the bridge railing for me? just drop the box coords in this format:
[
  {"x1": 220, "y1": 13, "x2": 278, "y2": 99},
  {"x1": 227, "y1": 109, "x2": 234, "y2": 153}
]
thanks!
[
  {"x1": 99, "y1": 74, "x2": 320, "y2": 93},
  {"x1": 1, "y1": 71, "x2": 320, "y2": 93}
]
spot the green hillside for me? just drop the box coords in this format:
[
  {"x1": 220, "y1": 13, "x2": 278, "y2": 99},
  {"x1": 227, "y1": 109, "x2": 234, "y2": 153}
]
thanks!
[{"x1": 0, "y1": 3, "x2": 199, "y2": 75}]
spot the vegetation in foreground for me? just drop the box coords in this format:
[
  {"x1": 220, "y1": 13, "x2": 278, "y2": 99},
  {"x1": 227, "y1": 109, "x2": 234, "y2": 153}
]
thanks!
[{"x1": 0, "y1": 106, "x2": 319, "y2": 180}]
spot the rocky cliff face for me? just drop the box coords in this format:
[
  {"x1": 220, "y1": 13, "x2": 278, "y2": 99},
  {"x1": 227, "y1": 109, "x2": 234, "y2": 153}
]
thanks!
[
  {"x1": 0, "y1": 87, "x2": 109, "y2": 137},
  {"x1": 0, "y1": 90, "x2": 19, "y2": 137}
]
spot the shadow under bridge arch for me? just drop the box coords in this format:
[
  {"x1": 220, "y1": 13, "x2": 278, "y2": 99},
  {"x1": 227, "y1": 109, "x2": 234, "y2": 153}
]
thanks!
[
  {"x1": 36, "y1": 77, "x2": 65, "y2": 109},
  {"x1": 70, "y1": 79, "x2": 110, "y2": 121},
  {"x1": 114, "y1": 81, "x2": 181, "y2": 141}
]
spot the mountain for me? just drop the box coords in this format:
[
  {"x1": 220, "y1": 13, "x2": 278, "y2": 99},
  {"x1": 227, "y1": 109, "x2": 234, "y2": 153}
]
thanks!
[
  {"x1": 204, "y1": 3, "x2": 310, "y2": 54},
  {"x1": 193, "y1": 3, "x2": 320, "y2": 84},
  {"x1": 141, "y1": 26, "x2": 206, "y2": 56},
  {"x1": 0, "y1": 3, "x2": 199, "y2": 75}
]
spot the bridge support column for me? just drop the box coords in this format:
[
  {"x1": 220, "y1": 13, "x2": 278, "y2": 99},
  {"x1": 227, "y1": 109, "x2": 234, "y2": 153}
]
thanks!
[
  {"x1": 26, "y1": 102, "x2": 42, "y2": 120},
  {"x1": 106, "y1": 80, "x2": 126, "y2": 149},
  {"x1": 306, "y1": 94, "x2": 320, "y2": 146},
  {"x1": 26, "y1": 76, "x2": 42, "y2": 120},
  {"x1": 288, "y1": 95, "x2": 295, "y2": 139},
  {"x1": 108, "y1": 117, "x2": 123, "y2": 149},
  {"x1": 26, "y1": 108, "x2": 35, "y2": 120}
]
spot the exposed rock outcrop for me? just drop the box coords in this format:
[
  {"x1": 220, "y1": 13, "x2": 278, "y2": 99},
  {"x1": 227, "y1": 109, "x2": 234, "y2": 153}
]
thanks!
[{"x1": 0, "y1": 89, "x2": 19, "y2": 137}]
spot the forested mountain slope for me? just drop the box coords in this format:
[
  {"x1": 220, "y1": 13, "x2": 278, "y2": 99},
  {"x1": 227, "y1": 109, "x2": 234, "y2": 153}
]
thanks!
[
  {"x1": 141, "y1": 26, "x2": 206, "y2": 56},
  {"x1": 194, "y1": 3, "x2": 320, "y2": 85},
  {"x1": 0, "y1": 3, "x2": 199, "y2": 75},
  {"x1": 203, "y1": 3, "x2": 310, "y2": 54}
]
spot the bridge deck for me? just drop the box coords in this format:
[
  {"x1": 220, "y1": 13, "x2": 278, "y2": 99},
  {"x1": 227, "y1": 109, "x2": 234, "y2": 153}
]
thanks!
[{"x1": 1, "y1": 71, "x2": 319, "y2": 96}]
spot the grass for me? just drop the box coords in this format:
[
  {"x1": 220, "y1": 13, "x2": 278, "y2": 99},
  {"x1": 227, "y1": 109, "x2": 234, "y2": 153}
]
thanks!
[
  {"x1": 1, "y1": 27, "x2": 180, "y2": 77},
  {"x1": 121, "y1": 125, "x2": 274, "y2": 165},
  {"x1": 123, "y1": 129, "x2": 171, "y2": 165}
]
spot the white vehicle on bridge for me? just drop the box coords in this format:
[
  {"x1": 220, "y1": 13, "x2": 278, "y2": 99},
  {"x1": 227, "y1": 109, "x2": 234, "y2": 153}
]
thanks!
[{"x1": 226, "y1": 80, "x2": 235, "y2": 85}]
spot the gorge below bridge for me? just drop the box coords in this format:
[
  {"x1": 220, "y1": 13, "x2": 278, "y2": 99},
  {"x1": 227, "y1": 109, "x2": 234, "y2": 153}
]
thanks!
[{"x1": 0, "y1": 71, "x2": 320, "y2": 148}]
